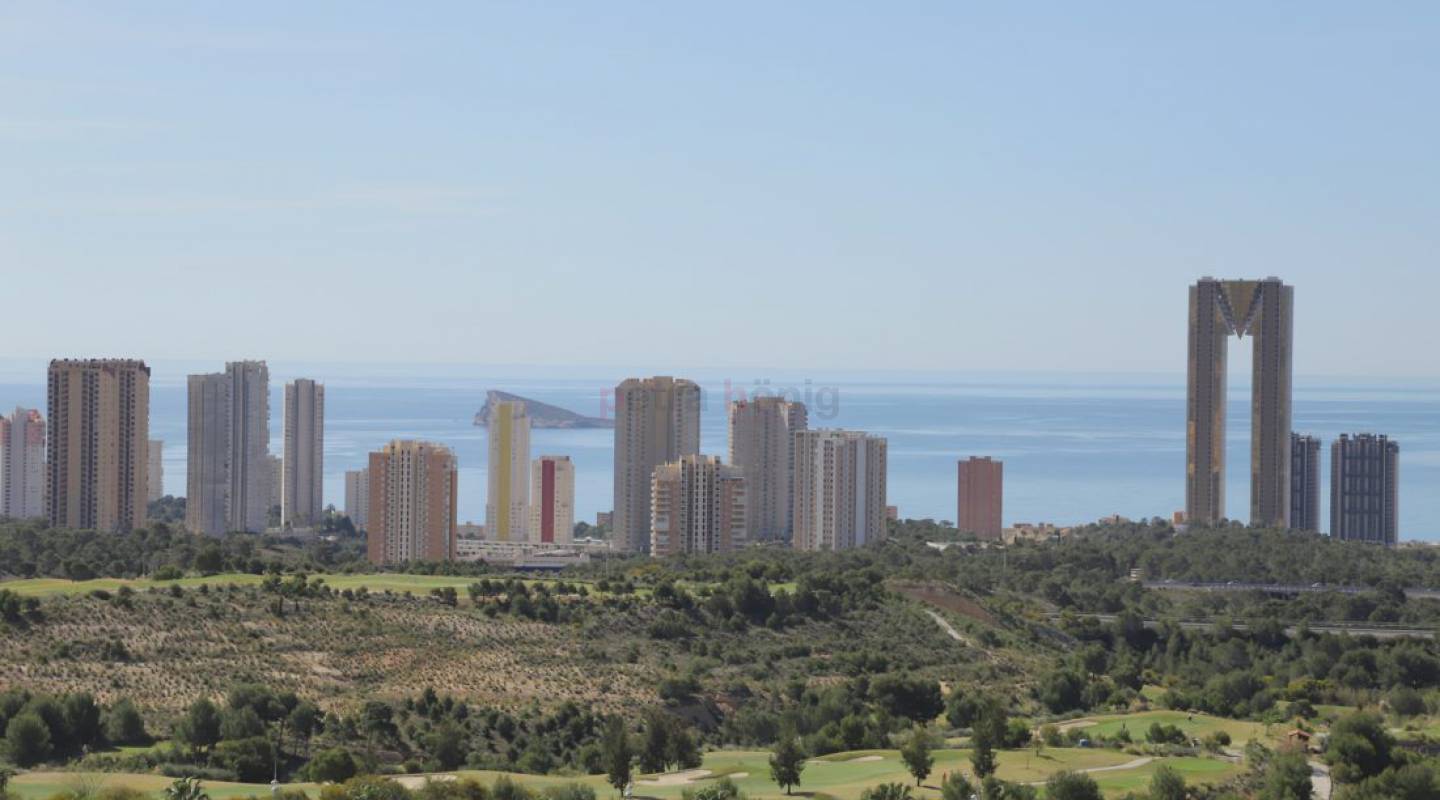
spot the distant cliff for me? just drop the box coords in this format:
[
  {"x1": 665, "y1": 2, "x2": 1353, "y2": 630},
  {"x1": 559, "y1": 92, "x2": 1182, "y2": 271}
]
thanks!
[{"x1": 474, "y1": 390, "x2": 614, "y2": 429}]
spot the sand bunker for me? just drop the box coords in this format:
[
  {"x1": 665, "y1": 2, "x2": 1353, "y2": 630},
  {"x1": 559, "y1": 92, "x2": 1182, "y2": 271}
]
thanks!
[{"x1": 639, "y1": 769, "x2": 713, "y2": 786}]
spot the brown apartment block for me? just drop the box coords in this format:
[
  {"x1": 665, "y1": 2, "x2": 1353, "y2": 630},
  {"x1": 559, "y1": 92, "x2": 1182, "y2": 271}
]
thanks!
[
  {"x1": 651, "y1": 454, "x2": 747, "y2": 557},
  {"x1": 957, "y1": 456, "x2": 1003, "y2": 539},
  {"x1": 367, "y1": 440, "x2": 458, "y2": 564},
  {"x1": 47, "y1": 359, "x2": 151, "y2": 532}
]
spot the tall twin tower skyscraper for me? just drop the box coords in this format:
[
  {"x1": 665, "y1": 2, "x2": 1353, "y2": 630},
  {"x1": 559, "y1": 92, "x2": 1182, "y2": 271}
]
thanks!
[{"x1": 1185, "y1": 277, "x2": 1294, "y2": 528}]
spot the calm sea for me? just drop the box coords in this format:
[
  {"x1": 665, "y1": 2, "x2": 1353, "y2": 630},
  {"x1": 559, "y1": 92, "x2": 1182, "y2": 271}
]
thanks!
[{"x1": 1, "y1": 363, "x2": 1436, "y2": 539}]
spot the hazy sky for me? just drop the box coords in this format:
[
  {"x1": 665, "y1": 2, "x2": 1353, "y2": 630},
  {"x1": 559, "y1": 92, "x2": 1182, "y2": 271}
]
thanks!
[{"x1": 3, "y1": 3, "x2": 1437, "y2": 376}]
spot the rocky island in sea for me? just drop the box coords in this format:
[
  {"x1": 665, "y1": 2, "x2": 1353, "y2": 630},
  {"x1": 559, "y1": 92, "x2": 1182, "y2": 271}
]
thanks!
[{"x1": 473, "y1": 389, "x2": 615, "y2": 429}]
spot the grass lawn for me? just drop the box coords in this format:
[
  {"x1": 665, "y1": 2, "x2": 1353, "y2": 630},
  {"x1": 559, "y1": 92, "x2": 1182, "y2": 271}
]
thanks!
[
  {"x1": 1091, "y1": 757, "x2": 1242, "y2": 795},
  {"x1": 1066, "y1": 710, "x2": 1270, "y2": 746},
  {"x1": 6, "y1": 748, "x2": 1239, "y2": 800}
]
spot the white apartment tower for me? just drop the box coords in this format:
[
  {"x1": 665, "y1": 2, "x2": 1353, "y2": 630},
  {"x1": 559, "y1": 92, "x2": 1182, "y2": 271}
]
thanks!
[
  {"x1": 185, "y1": 361, "x2": 270, "y2": 535},
  {"x1": 486, "y1": 400, "x2": 531, "y2": 542},
  {"x1": 729, "y1": 397, "x2": 807, "y2": 542},
  {"x1": 791, "y1": 429, "x2": 888, "y2": 551},
  {"x1": 528, "y1": 455, "x2": 574, "y2": 545},
  {"x1": 651, "y1": 454, "x2": 747, "y2": 557},
  {"x1": 1, "y1": 407, "x2": 46, "y2": 519},
  {"x1": 612, "y1": 376, "x2": 701, "y2": 553},
  {"x1": 283, "y1": 378, "x2": 325, "y2": 528}
]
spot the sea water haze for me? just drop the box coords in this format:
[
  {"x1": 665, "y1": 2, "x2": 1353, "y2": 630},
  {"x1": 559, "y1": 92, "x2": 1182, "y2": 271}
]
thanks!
[{"x1": 0, "y1": 365, "x2": 1435, "y2": 539}]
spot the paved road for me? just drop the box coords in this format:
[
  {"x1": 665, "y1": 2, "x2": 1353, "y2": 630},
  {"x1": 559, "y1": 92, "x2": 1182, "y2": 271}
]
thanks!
[
  {"x1": 1144, "y1": 580, "x2": 1440, "y2": 601},
  {"x1": 1062, "y1": 613, "x2": 1434, "y2": 640},
  {"x1": 1309, "y1": 760, "x2": 1332, "y2": 800}
]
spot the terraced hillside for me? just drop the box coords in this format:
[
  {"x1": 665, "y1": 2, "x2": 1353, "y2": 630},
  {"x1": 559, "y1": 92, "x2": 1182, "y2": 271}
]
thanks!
[{"x1": 0, "y1": 575, "x2": 1019, "y2": 727}]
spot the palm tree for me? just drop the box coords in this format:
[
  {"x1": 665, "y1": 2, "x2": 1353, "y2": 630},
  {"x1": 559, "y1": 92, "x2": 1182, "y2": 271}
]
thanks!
[{"x1": 164, "y1": 777, "x2": 210, "y2": 800}]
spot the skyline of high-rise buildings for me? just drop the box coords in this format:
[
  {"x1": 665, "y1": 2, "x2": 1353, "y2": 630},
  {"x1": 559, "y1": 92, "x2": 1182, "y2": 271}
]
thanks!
[
  {"x1": 791, "y1": 429, "x2": 887, "y2": 551},
  {"x1": 486, "y1": 400, "x2": 531, "y2": 542},
  {"x1": 184, "y1": 361, "x2": 270, "y2": 536},
  {"x1": 8, "y1": 273, "x2": 1412, "y2": 546},
  {"x1": 367, "y1": 440, "x2": 458, "y2": 564},
  {"x1": 46, "y1": 359, "x2": 152, "y2": 532},
  {"x1": 728, "y1": 396, "x2": 807, "y2": 542},
  {"x1": 612, "y1": 376, "x2": 701, "y2": 553},
  {"x1": 650, "y1": 454, "x2": 747, "y2": 557},
  {"x1": 282, "y1": 378, "x2": 325, "y2": 529},
  {"x1": 1, "y1": 407, "x2": 45, "y2": 520},
  {"x1": 1186, "y1": 277, "x2": 1294, "y2": 529}
]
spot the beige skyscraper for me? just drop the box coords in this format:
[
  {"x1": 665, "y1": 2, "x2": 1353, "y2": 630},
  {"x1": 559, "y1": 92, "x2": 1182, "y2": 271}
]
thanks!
[
  {"x1": 1186, "y1": 277, "x2": 1294, "y2": 528},
  {"x1": 529, "y1": 455, "x2": 574, "y2": 545},
  {"x1": 612, "y1": 376, "x2": 701, "y2": 553},
  {"x1": 651, "y1": 454, "x2": 747, "y2": 557},
  {"x1": 46, "y1": 359, "x2": 151, "y2": 532},
  {"x1": 283, "y1": 378, "x2": 325, "y2": 528},
  {"x1": 791, "y1": 429, "x2": 887, "y2": 551},
  {"x1": 344, "y1": 468, "x2": 370, "y2": 528},
  {"x1": 729, "y1": 397, "x2": 807, "y2": 542},
  {"x1": 146, "y1": 440, "x2": 164, "y2": 502},
  {"x1": 367, "y1": 440, "x2": 458, "y2": 565},
  {"x1": 186, "y1": 361, "x2": 270, "y2": 535},
  {"x1": 486, "y1": 400, "x2": 530, "y2": 542},
  {"x1": 1, "y1": 407, "x2": 46, "y2": 520}
]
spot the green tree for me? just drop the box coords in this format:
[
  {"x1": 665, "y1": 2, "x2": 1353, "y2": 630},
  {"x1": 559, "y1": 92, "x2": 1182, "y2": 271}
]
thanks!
[
  {"x1": 1043, "y1": 771, "x2": 1101, "y2": 800},
  {"x1": 104, "y1": 699, "x2": 148, "y2": 746},
  {"x1": 213, "y1": 736, "x2": 275, "y2": 783},
  {"x1": 601, "y1": 717, "x2": 632, "y2": 794},
  {"x1": 62, "y1": 693, "x2": 102, "y2": 750},
  {"x1": 969, "y1": 701, "x2": 1005, "y2": 779},
  {"x1": 195, "y1": 546, "x2": 225, "y2": 575},
  {"x1": 1327, "y1": 712, "x2": 1394, "y2": 784},
  {"x1": 768, "y1": 734, "x2": 806, "y2": 795},
  {"x1": 309, "y1": 747, "x2": 358, "y2": 783},
  {"x1": 1260, "y1": 752, "x2": 1313, "y2": 800},
  {"x1": 900, "y1": 727, "x2": 934, "y2": 786},
  {"x1": 4, "y1": 711, "x2": 52, "y2": 767},
  {"x1": 667, "y1": 723, "x2": 702, "y2": 770},
  {"x1": 176, "y1": 699, "x2": 221, "y2": 753},
  {"x1": 639, "y1": 711, "x2": 671, "y2": 774},
  {"x1": 1147, "y1": 765, "x2": 1186, "y2": 800},
  {"x1": 427, "y1": 721, "x2": 467, "y2": 771},
  {"x1": 219, "y1": 707, "x2": 265, "y2": 741},
  {"x1": 939, "y1": 772, "x2": 976, "y2": 800}
]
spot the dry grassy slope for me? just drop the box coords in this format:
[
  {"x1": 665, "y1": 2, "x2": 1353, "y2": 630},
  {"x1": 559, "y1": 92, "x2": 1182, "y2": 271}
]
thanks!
[
  {"x1": 0, "y1": 583, "x2": 1051, "y2": 728},
  {"x1": 0, "y1": 589, "x2": 658, "y2": 719}
]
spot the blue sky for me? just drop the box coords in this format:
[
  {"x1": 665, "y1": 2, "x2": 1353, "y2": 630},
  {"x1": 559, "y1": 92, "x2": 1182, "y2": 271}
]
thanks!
[{"x1": 2, "y1": 3, "x2": 1437, "y2": 376}]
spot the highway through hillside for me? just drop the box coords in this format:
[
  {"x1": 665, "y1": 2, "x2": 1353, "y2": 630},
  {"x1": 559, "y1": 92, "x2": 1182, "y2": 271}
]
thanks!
[
  {"x1": 1142, "y1": 580, "x2": 1440, "y2": 600},
  {"x1": 1060, "y1": 613, "x2": 1435, "y2": 640}
]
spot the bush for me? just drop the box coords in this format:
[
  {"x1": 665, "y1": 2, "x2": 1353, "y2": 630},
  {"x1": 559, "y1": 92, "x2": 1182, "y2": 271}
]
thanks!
[
  {"x1": 541, "y1": 785, "x2": 597, "y2": 800},
  {"x1": 681, "y1": 778, "x2": 742, "y2": 800},
  {"x1": 318, "y1": 777, "x2": 412, "y2": 800},
  {"x1": 308, "y1": 748, "x2": 358, "y2": 783},
  {"x1": 152, "y1": 565, "x2": 184, "y2": 581},
  {"x1": 5, "y1": 711, "x2": 52, "y2": 766},
  {"x1": 97, "y1": 788, "x2": 150, "y2": 800}
]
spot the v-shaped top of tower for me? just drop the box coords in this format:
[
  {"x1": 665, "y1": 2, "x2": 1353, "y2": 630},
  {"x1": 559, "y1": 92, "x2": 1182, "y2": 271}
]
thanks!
[{"x1": 1215, "y1": 279, "x2": 1265, "y2": 338}]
